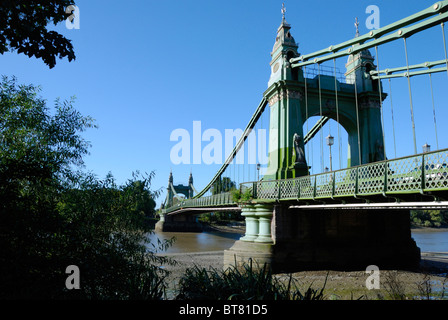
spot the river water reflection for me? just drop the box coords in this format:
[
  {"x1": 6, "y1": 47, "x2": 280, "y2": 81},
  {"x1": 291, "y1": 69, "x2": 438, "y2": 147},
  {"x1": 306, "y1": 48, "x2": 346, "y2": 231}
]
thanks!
[{"x1": 148, "y1": 229, "x2": 447, "y2": 254}]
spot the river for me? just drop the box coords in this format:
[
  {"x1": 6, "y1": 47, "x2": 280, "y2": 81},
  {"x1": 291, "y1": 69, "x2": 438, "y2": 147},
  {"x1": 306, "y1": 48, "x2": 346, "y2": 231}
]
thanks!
[
  {"x1": 148, "y1": 230, "x2": 242, "y2": 253},
  {"x1": 148, "y1": 228, "x2": 448, "y2": 254},
  {"x1": 411, "y1": 228, "x2": 448, "y2": 253}
]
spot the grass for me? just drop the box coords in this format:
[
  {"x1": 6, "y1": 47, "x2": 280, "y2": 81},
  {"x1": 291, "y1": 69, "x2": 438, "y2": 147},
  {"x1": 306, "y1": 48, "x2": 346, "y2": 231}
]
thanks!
[{"x1": 174, "y1": 259, "x2": 326, "y2": 300}]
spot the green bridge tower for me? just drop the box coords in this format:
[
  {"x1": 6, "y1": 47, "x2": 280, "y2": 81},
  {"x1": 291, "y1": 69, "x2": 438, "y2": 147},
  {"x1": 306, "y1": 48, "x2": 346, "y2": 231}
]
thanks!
[{"x1": 263, "y1": 13, "x2": 387, "y2": 180}]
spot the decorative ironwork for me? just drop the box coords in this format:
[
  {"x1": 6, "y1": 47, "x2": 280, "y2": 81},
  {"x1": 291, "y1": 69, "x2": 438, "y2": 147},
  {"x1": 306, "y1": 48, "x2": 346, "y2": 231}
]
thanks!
[
  {"x1": 164, "y1": 149, "x2": 448, "y2": 213},
  {"x1": 242, "y1": 148, "x2": 448, "y2": 202}
]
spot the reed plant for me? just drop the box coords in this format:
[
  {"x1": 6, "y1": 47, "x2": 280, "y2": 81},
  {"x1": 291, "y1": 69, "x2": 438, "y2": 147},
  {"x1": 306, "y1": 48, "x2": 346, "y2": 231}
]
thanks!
[{"x1": 175, "y1": 259, "x2": 326, "y2": 300}]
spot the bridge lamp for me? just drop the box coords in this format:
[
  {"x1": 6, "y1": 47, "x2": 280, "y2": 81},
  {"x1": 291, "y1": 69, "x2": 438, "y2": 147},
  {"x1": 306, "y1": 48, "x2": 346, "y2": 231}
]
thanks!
[
  {"x1": 257, "y1": 163, "x2": 261, "y2": 180},
  {"x1": 422, "y1": 143, "x2": 431, "y2": 153},
  {"x1": 326, "y1": 134, "x2": 334, "y2": 171}
]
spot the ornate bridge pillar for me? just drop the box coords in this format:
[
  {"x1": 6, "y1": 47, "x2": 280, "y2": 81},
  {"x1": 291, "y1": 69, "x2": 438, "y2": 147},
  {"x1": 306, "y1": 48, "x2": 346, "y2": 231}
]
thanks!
[
  {"x1": 224, "y1": 204, "x2": 274, "y2": 270},
  {"x1": 254, "y1": 204, "x2": 274, "y2": 243},
  {"x1": 240, "y1": 205, "x2": 258, "y2": 242}
]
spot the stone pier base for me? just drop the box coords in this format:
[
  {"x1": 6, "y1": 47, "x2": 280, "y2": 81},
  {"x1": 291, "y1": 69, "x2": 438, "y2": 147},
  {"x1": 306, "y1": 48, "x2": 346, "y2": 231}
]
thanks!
[
  {"x1": 224, "y1": 240, "x2": 273, "y2": 271},
  {"x1": 272, "y1": 206, "x2": 421, "y2": 272},
  {"x1": 155, "y1": 213, "x2": 203, "y2": 232},
  {"x1": 224, "y1": 203, "x2": 421, "y2": 273},
  {"x1": 223, "y1": 204, "x2": 275, "y2": 271}
]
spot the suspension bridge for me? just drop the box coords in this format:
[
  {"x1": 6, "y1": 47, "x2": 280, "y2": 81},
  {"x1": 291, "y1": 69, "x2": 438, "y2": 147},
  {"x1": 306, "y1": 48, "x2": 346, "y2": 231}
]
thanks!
[{"x1": 157, "y1": 2, "x2": 448, "y2": 272}]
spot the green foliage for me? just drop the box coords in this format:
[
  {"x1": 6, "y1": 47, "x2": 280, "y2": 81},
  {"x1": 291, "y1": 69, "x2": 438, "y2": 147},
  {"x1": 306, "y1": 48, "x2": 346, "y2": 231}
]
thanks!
[
  {"x1": 230, "y1": 188, "x2": 253, "y2": 203},
  {"x1": 241, "y1": 188, "x2": 253, "y2": 202},
  {"x1": 122, "y1": 172, "x2": 159, "y2": 220},
  {"x1": 230, "y1": 188, "x2": 242, "y2": 202},
  {"x1": 0, "y1": 0, "x2": 76, "y2": 68},
  {"x1": 199, "y1": 211, "x2": 243, "y2": 224},
  {"x1": 0, "y1": 77, "x2": 174, "y2": 299},
  {"x1": 411, "y1": 210, "x2": 448, "y2": 228},
  {"x1": 211, "y1": 176, "x2": 236, "y2": 195},
  {"x1": 0, "y1": 76, "x2": 95, "y2": 177},
  {"x1": 175, "y1": 260, "x2": 325, "y2": 300},
  {"x1": 54, "y1": 171, "x2": 174, "y2": 299}
]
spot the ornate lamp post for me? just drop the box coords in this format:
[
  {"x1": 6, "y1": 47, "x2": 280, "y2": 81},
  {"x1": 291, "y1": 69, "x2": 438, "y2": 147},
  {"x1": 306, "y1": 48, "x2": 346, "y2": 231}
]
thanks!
[
  {"x1": 422, "y1": 143, "x2": 431, "y2": 153},
  {"x1": 326, "y1": 134, "x2": 334, "y2": 171}
]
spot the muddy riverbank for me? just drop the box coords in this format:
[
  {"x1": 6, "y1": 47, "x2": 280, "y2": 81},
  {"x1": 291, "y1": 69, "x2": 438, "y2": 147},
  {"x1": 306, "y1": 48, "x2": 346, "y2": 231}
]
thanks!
[
  {"x1": 159, "y1": 250, "x2": 448, "y2": 300},
  {"x1": 156, "y1": 224, "x2": 448, "y2": 300}
]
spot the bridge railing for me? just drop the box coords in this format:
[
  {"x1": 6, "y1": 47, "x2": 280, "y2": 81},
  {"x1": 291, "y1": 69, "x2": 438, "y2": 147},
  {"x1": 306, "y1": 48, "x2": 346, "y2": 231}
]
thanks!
[
  {"x1": 163, "y1": 191, "x2": 235, "y2": 214},
  {"x1": 163, "y1": 149, "x2": 448, "y2": 213},
  {"x1": 242, "y1": 148, "x2": 448, "y2": 202}
]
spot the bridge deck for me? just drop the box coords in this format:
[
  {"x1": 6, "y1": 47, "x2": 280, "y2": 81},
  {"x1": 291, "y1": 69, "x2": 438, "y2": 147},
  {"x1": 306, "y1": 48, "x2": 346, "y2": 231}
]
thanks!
[{"x1": 163, "y1": 148, "x2": 448, "y2": 214}]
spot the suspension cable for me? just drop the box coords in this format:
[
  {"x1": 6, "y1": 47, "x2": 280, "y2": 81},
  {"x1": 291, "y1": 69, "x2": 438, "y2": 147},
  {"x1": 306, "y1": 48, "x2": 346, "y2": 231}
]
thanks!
[
  {"x1": 259, "y1": 106, "x2": 262, "y2": 181},
  {"x1": 375, "y1": 46, "x2": 387, "y2": 161},
  {"x1": 443, "y1": 22, "x2": 448, "y2": 78},
  {"x1": 318, "y1": 63, "x2": 324, "y2": 172},
  {"x1": 403, "y1": 37, "x2": 418, "y2": 155},
  {"x1": 388, "y1": 79, "x2": 397, "y2": 158},
  {"x1": 242, "y1": 145, "x2": 245, "y2": 183},
  {"x1": 333, "y1": 58, "x2": 342, "y2": 169},
  {"x1": 304, "y1": 66, "x2": 310, "y2": 171},
  {"x1": 353, "y1": 60, "x2": 362, "y2": 166},
  {"x1": 428, "y1": 73, "x2": 439, "y2": 150}
]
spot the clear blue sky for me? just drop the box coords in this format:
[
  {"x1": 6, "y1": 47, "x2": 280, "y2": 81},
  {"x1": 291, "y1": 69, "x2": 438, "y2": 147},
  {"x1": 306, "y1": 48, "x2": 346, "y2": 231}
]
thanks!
[{"x1": 2, "y1": 0, "x2": 447, "y2": 207}]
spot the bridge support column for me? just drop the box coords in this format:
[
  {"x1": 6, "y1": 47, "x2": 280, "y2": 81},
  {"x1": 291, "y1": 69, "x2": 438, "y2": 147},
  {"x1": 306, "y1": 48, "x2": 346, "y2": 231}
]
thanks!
[
  {"x1": 240, "y1": 205, "x2": 258, "y2": 242},
  {"x1": 254, "y1": 204, "x2": 274, "y2": 243},
  {"x1": 224, "y1": 204, "x2": 274, "y2": 271}
]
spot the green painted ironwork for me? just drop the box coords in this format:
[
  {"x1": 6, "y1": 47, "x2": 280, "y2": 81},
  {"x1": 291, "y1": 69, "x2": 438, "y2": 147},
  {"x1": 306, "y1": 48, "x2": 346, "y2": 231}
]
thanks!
[
  {"x1": 370, "y1": 58, "x2": 448, "y2": 80},
  {"x1": 191, "y1": 97, "x2": 268, "y2": 199},
  {"x1": 164, "y1": 149, "x2": 448, "y2": 214},
  {"x1": 244, "y1": 148, "x2": 448, "y2": 202},
  {"x1": 163, "y1": 191, "x2": 236, "y2": 214},
  {"x1": 163, "y1": 1, "x2": 448, "y2": 214},
  {"x1": 303, "y1": 116, "x2": 329, "y2": 144},
  {"x1": 290, "y1": 1, "x2": 448, "y2": 68}
]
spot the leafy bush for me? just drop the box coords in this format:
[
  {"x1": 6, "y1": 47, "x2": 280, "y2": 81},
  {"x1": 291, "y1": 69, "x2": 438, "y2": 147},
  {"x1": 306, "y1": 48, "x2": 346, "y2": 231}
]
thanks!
[
  {"x1": 0, "y1": 77, "x2": 174, "y2": 299},
  {"x1": 231, "y1": 188, "x2": 253, "y2": 203}
]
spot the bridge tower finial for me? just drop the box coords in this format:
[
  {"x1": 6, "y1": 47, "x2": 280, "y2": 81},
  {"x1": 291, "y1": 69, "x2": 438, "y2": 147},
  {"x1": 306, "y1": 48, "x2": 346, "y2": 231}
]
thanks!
[
  {"x1": 281, "y1": 3, "x2": 286, "y2": 22},
  {"x1": 354, "y1": 17, "x2": 360, "y2": 37},
  {"x1": 189, "y1": 170, "x2": 193, "y2": 185},
  {"x1": 168, "y1": 169, "x2": 173, "y2": 184}
]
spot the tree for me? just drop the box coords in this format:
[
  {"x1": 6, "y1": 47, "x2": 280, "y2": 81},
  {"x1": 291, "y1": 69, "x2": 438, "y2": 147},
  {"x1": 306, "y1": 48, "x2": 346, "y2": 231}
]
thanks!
[
  {"x1": 56, "y1": 171, "x2": 173, "y2": 299},
  {"x1": 0, "y1": 0, "x2": 76, "y2": 68},
  {"x1": 410, "y1": 210, "x2": 448, "y2": 228},
  {"x1": 0, "y1": 77, "x2": 174, "y2": 299},
  {"x1": 211, "y1": 176, "x2": 236, "y2": 195},
  {"x1": 0, "y1": 76, "x2": 95, "y2": 298},
  {"x1": 0, "y1": 76, "x2": 94, "y2": 179},
  {"x1": 122, "y1": 172, "x2": 159, "y2": 220}
]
